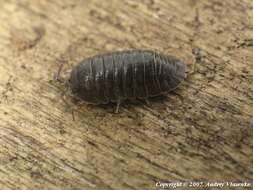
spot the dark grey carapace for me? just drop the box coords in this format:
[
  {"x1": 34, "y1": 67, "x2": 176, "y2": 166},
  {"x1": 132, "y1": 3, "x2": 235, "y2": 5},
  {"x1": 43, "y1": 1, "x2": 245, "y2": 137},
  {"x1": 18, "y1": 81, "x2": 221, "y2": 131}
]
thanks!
[{"x1": 69, "y1": 50, "x2": 186, "y2": 112}]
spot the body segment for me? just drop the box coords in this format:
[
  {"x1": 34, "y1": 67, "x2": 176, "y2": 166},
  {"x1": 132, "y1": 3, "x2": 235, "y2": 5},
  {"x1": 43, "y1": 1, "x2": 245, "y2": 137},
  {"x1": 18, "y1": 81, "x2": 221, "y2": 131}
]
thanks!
[{"x1": 69, "y1": 50, "x2": 186, "y2": 106}]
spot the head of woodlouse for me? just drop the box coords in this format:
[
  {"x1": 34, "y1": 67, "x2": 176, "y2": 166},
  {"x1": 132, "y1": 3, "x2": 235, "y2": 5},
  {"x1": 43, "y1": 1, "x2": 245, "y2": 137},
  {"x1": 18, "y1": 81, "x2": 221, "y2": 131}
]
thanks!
[
  {"x1": 69, "y1": 66, "x2": 80, "y2": 94},
  {"x1": 163, "y1": 59, "x2": 186, "y2": 89}
]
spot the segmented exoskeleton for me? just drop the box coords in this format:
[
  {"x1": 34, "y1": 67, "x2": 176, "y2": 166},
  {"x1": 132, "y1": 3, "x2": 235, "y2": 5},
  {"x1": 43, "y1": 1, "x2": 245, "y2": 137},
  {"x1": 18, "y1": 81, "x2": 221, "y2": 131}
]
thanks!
[{"x1": 66, "y1": 50, "x2": 186, "y2": 112}]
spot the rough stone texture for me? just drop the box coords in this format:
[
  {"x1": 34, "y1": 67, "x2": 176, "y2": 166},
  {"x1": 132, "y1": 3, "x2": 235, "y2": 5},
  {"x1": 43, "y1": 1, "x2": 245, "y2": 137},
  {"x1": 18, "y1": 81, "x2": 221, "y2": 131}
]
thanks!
[{"x1": 0, "y1": 0, "x2": 252, "y2": 190}]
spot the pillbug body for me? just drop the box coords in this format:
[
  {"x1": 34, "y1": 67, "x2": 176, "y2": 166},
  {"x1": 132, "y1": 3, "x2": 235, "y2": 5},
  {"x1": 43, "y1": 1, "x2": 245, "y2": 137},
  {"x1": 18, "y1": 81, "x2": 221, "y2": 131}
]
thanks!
[{"x1": 67, "y1": 50, "x2": 186, "y2": 112}]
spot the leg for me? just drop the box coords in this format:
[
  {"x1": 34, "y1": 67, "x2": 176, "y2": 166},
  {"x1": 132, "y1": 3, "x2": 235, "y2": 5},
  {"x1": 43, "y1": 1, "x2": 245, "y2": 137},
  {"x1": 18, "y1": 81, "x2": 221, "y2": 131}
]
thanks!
[
  {"x1": 60, "y1": 87, "x2": 82, "y2": 121},
  {"x1": 60, "y1": 85, "x2": 71, "y2": 105},
  {"x1": 189, "y1": 61, "x2": 196, "y2": 75},
  {"x1": 144, "y1": 98, "x2": 150, "y2": 105},
  {"x1": 137, "y1": 98, "x2": 150, "y2": 106},
  {"x1": 65, "y1": 97, "x2": 87, "y2": 121},
  {"x1": 71, "y1": 108, "x2": 75, "y2": 121},
  {"x1": 115, "y1": 100, "x2": 121, "y2": 113},
  {"x1": 190, "y1": 47, "x2": 201, "y2": 75}
]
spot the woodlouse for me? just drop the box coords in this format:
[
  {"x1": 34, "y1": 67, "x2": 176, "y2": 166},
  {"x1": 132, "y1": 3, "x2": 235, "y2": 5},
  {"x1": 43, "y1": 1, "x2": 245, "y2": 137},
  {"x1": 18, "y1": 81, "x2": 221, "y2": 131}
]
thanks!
[{"x1": 57, "y1": 50, "x2": 188, "y2": 113}]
